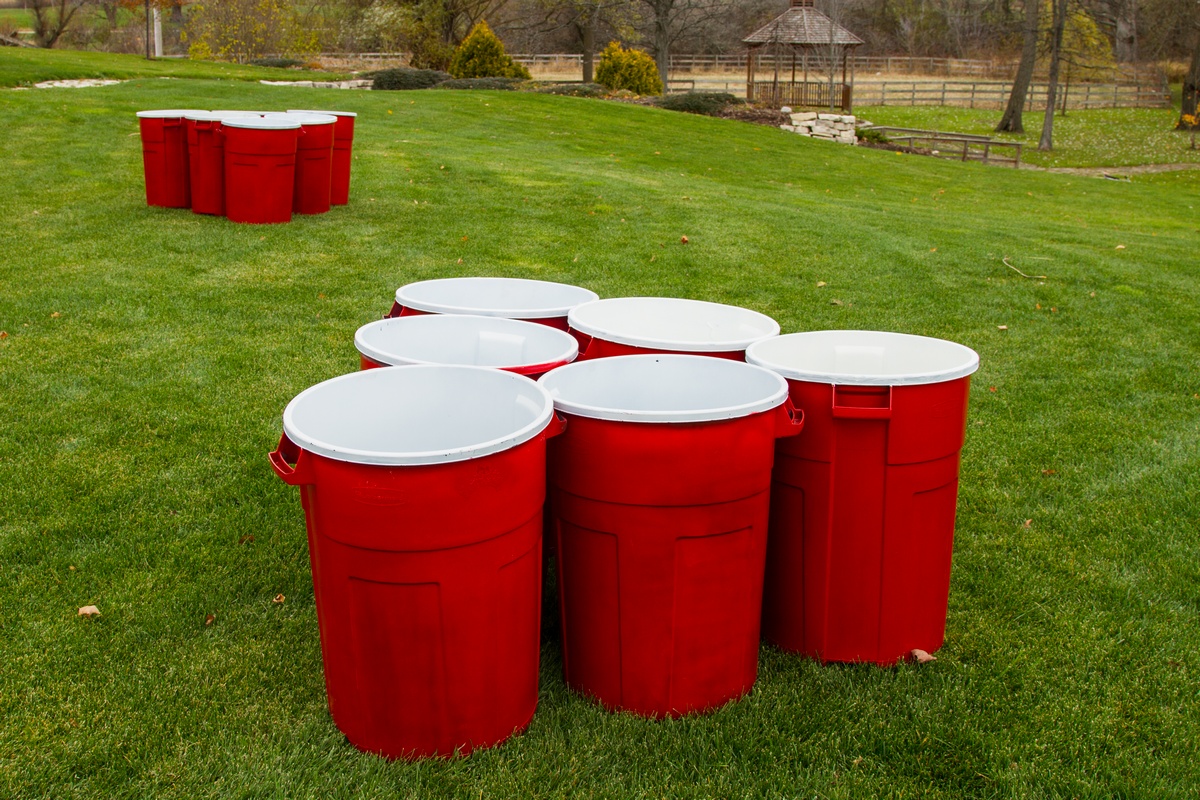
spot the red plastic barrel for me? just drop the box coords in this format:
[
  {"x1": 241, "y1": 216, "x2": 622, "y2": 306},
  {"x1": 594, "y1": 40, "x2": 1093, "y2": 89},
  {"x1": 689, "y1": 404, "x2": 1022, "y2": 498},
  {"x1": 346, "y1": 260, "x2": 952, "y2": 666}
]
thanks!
[
  {"x1": 745, "y1": 331, "x2": 980, "y2": 666},
  {"x1": 269, "y1": 366, "x2": 562, "y2": 759},
  {"x1": 388, "y1": 277, "x2": 599, "y2": 332},
  {"x1": 539, "y1": 355, "x2": 803, "y2": 717},
  {"x1": 355, "y1": 314, "x2": 578, "y2": 377},
  {"x1": 567, "y1": 297, "x2": 779, "y2": 361},
  {"x1": 222, "y1": 116, "x2": 302, "y2": 224},
  {"x1": 289, "y1": 109, "x2": 356, "y2": 205},
  {"x1": 137, "y1": 110, "x2": 204, "y2": 208},
  {"x1": 183, "y1": 112, "x2": 226, "y2": 215},
  {"x1": 272, "y1": 112, "x2": 337, "y2": 214}
]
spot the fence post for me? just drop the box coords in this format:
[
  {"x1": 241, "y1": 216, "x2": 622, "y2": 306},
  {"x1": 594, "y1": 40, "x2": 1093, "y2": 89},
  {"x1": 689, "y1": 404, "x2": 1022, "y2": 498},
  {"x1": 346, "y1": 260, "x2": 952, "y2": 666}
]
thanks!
[
  {"x1": 941, "y1": 82, "x2": 947, "y2": 104},
  {"x1": 969, "y1": 83, "x2": 976, "y2": 109},
  {"x1": 881, "y1": 83, "x2": 886, "y2": 106}
]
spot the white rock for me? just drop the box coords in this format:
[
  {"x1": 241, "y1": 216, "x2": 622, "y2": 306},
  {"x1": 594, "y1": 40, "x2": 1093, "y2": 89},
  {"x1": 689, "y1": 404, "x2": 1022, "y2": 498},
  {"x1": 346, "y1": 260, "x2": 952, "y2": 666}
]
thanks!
[
  {"x1": 780, "y1": 125, "x2": 797, "y2": 132},
  {"x1": 791, "y1": 111, "x2": 818, "y2": 122},
  {"x1": 781, "y1": 106, "x2": 793, "y2": 114},
  {"x1": 818, "y1": 113, "x2": 840, "y2": 121}
]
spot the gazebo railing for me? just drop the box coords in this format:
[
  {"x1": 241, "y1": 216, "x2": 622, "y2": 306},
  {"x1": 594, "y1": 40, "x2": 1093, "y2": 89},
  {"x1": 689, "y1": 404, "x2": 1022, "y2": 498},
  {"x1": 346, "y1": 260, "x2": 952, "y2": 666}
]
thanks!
[{"x1": 748, "y1": 80, "x2": 853, "y2": 112}]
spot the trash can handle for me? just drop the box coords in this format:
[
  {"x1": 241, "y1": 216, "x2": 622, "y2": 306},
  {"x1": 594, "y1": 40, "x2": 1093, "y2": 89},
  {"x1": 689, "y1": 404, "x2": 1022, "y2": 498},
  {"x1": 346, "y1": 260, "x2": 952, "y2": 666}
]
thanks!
[
  {"x1": 574, "y1": 331, "x2": 594, "y2": 358},
  {"x1": 385, "y1": 300, "x2": 404, "y2": 320},
  {"x1": 269, "y1": 432, "x2": 314, "y2": 486},
  {"x1": 545, "y1": 411, "x2": 568, "y2": 439},
  {"x1": 831, "y1": 385, "x2": 892, "y2": 419},
  {"x1": 774, "y1": 397, "x2": 805, "y2": 438}
]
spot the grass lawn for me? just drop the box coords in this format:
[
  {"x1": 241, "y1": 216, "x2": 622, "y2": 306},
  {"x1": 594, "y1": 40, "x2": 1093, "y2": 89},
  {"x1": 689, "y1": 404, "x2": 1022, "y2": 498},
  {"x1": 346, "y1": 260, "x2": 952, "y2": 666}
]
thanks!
[
  {"x1": 2, "y1": 77, "x2": 1198, "y2": 798},
  {"x1": 0, "y1": 47, "x2": 348, "y2": 88},
  {"x1": 856, "y1": 104, "x2": 1199, "y2": 169}
]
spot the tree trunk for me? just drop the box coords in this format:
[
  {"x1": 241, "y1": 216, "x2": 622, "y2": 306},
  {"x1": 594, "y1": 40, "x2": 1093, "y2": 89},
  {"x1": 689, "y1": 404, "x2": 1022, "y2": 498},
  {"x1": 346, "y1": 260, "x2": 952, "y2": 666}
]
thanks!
[
  {"x1": 652, "y1": 0, "x2": 672, "y2": 94},
  {"x1": 1038, "y1": 0, "x2": 1067, "y2": 151},
  {"x1": 996, "y1": 0, "x2": 1039, "y2": 133},
  {"x1": 1181, "y1": 23, "x2": 1200, "y2": 128},
  {"x1": 576, "y1": 14, "x2": 595, "y2": 83}
]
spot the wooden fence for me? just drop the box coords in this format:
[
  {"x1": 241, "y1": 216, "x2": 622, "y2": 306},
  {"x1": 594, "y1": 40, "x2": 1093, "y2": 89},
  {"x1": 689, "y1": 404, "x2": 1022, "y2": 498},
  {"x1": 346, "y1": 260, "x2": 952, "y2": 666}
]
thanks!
[
  {"x1": 853, "y1": 79, "x2": 1170, "y2": 109},
  {"x1": 748, "y1": 80, "x2": 852, "y2": 111}
]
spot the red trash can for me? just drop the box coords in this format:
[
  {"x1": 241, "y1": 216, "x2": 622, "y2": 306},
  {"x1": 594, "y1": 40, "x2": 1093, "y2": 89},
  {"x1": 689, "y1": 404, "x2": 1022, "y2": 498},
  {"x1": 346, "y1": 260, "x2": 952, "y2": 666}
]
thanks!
[
  {"x1": 270, "y1": 112, "x2": 337, "y2": 214},
  {"x1": 745, "y1": 331, "x2": 980, "y2": 666},
  {"x1": 184, "y1": 111, "x2": 225, "y2": 215},
  {"x1": 289, "y1": 109, "x2": 357, "y2": 205},
  {"x1": 355, "y1": 314, "x2": 578, "y2": 377},
  {"x1": 539, "y1": 355, "x2": 804, "y2": 717},
  {"x1": 269, "y1": 366, "x2": 562, "y2": 759},
  {"x1": 222, "y1": 116, "x2": 302, "y2": 224},
  {"x1": 568, "y1": 297, "x2": 779, "y2": 361},
  {"x1": 388, "y1": 277, "x2": 599, "y2": 333},
  {"x1": 136, "y1": 109, "x2": 205, "y2": 208}
]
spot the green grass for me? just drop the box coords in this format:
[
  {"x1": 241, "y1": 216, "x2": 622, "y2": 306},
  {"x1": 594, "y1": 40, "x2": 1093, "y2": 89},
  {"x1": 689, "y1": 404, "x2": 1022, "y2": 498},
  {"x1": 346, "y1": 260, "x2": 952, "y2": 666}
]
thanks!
[
  {"x1": 0, "y1": 8, "x2": 34, "y2": 27},
  {"x1": 0, "y1": 47, "x2": 348, "y2": 87},
  {"x1": 2, "y1": 78, "x2": 1199, "y2": 799},
  {"x1": 857, "y1": 104, "x2": 1199, "y2": 168}
]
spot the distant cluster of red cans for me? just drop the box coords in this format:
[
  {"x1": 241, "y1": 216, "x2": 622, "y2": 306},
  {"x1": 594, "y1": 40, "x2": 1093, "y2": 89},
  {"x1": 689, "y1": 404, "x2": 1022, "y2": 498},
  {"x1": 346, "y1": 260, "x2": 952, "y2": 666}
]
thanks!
[{"x1": 136, "y1": 108, "x2": 357, "y2": 223}]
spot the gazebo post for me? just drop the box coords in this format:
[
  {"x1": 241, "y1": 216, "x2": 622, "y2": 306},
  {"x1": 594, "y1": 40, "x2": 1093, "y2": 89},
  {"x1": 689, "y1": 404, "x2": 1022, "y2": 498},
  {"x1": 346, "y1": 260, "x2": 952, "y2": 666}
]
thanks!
[
  {"x1": 746, "y1": 46, "x2": 756, "y2": 102},
  {"x1": 841, "y1": 48, "x2": 848, "y2": 111}
]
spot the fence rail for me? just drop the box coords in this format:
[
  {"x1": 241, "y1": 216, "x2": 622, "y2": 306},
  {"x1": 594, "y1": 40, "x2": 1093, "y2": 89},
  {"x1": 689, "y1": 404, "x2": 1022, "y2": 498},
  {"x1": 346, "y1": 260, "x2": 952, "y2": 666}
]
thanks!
[{"x1": 318, "y1": 52, "x2": 1163, "y2": 85}]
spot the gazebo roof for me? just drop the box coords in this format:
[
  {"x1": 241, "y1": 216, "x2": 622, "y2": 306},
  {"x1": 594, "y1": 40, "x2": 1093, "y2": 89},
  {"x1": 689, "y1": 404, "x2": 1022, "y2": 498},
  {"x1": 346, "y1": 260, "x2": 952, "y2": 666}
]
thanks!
[{"x1": 743, "y1": 0, "x2": 864, "y2": 47}]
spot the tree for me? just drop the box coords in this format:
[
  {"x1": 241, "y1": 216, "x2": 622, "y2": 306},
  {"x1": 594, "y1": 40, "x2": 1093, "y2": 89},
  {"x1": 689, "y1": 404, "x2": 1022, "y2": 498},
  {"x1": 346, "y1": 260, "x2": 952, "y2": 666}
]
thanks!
[
  {"x1": 448, "y1": 19, "x2": 530, "y2": 76},
  {"x1": 1180, "y1": 19, "x2": 1200, "y2": 129},
  {"x1": 636, "y1": 0, "x2": 728, "y2": 91},
  {"x1": 996, "y1": 0, "x2": 1039, "y2": 133},
  {"x1": 1037, "y1": 0, "x2": 1067, "y2": 150},
  {"x1": 185, "y1": 0, "x2": 318, "y2": 62},
  {"x1": 29, "y1": 0, "x2": 92, "y2": 48}
]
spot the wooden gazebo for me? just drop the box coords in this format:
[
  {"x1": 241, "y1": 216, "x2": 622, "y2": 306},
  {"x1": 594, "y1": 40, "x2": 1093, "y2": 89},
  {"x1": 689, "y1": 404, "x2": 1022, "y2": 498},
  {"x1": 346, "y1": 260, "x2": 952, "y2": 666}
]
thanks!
[{"x1": 743, "y1": 0, "x2": 864, "y2": 112}]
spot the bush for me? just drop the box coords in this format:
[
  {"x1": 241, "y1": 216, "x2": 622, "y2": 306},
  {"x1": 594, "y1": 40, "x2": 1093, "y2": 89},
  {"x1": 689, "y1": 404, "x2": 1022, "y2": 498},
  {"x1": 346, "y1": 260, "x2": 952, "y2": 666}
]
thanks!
[
  {"x1": 372, "y1": 67, "x2": 453, "y2": 90},
  {"x1": 436, "y1": 77, "x2": 524, "y2": 90},
  {"x1": 857, "y1": 127, "x2": 890, "y2": 144},
  {"x1": 448, "y1": 21, "x2": 531, "y2": 80},
  {"x1": 653, "y1": 92, "x2": 740, "y2": 116},
  {"x1": 247, "y1": 57, "x2": 302, "y2": 69},
  {"x1": 537, "y1": 83, "x2": 607, "y2": 98},
  {"x1": 595, "y1": 42, "x2": 662, "y2": 96}
]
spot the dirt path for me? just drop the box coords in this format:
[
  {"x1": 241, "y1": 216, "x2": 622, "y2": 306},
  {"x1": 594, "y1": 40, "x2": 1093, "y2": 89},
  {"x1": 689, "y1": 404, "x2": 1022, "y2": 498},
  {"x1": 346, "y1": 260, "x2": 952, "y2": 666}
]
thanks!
[{"x1": 1022, "y1": 162, "x2": 1200, "y2": 176}]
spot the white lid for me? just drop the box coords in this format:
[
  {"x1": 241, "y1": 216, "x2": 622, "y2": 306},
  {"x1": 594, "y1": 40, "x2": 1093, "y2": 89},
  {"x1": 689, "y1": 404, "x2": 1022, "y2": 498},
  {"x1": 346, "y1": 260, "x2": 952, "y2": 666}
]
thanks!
[
  {"x1": 396, "y1": 277, "x2": 599, "y2": 320},
  {"x1": 288, "y1": 109, "x2": 358, "y2": 118},
  {"x1": 355, "y1": 314, "x2": 578, "y2": 370},
  {"x1": 265, "y1": 111, "x2": 337, "y2": 126},
  {"x1": 283, "y1": 365, "x2": 554, "y2": 466},
  {"x1": 568, "y1": 297, "x2": 779, "y2": 353},
  {"x1": 537, "y1": 354, "x2": 788, "y2": 423},
  {"x1": 220, "y1": 116, "x2": 303, "y2": 130},
  {"x1": 136, "y1": 109, "x2": 208, "y2": 119},
  {"x1": 210, "y1": 110, "x2": 267, "y2": 116},
  {"x1": 745, "y1": 331, "x2": 980, "y2": 386}
]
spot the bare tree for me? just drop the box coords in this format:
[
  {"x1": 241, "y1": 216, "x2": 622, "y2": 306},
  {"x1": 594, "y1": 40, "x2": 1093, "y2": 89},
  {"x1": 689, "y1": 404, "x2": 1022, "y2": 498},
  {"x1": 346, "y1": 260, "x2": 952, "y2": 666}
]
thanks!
[
  {"x1": 996, "y1": 0, "x2": 1039, "y2": 133},
  {"x1": 29, "y1": 0, "x2": 92, "y2": 48},
  {"x1": 1037, "y1": 0, "x2": 1067, "y2": 150},
  {"x1": 1181, "y1": 16, "x2": 1200, "y2": 128},
  {"x1": 636, "y1": 0, "x2": 729, "y2": 89}
]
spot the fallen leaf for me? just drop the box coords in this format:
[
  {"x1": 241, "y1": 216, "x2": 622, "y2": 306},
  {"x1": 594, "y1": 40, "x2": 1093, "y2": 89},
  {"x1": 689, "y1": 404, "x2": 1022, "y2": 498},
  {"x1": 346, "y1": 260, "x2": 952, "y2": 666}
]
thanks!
[
  {"x1": 1042, "y1": 469, "x2": 1058, "y2": 476},
  {"x1": 1050, "y1": 307, "x2": 1057, "y2": 313},
  {"x1": 68, "y1": 565, "x2": 76, "y2": 571},
  {"x1": 852, "y1": 756, "x2": 863, "y2": 766},
  {"x1": 0, "y1": 332, "x2": 7, "y2": 339},
  {"x1": 439, "y1": 165, "x2": 445, "y2": 170},
  {"x1": 387, "y1": 110, "x2": 393, "y2": 114},
  {"x1": 78, "y1": 605, "x2": 100, "y2": 618},
  {"x1": 460, "y1": 236, "x2": 468, "y2": 241},
  {"x1": 650, "y1": 255, "x2": 656, "y2": 262},
  {"x1": 456, "y1": 258, "x2": 463, "y2": 264},
  {"x1": 680, "y1": 235, "x2": 689, "y2": 244},
  {"x1": 51, "y1": 312, "x2": 61, "y2": 318},
  {"x1": 816, "y1": 281, "x2": 827, "y2": 288},
  {"x1": 988, "y1": 386, "x2": 997, "y2": 393},
  {"x1": 1168, "y1": 659, "x2": 1182, "y2": 668},
  {"x1": 1115, "y1": 244, "x2": 1125, "y2": 250},
  {"x1": 997, "y1": 325, "x2": 1008, "y2": 331},
  {"x1": 238, "y1": 534, "x2": 255, "y2": 545},
  {"x1": 910, "y1": 649, "x2": 937, "y2": 664},
  {"x1": 1089, "y1": 291, "x2": 1096, "y2": 297},
  {"x1": 1035, "y1": 303, "x2": 1042, "y2": 310},
  {"x1": 205, "y1": 613, "x2": 216, "y2": 627},
  {"x1": 830, "y1": 299, "x2": 844, "y2": 306},
  {"x1": 930, "y1": 247, "x2": 937, "y2": 252},
  {"x1": 1023, "y1": 519, "x2": 1032, "y2": 528},
  {"x1": 318, "y1": 293, "x2": 326, "y2": 300},
  {"x1": 272, "y1": 594, "x2": 286, "y2": 605}
]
